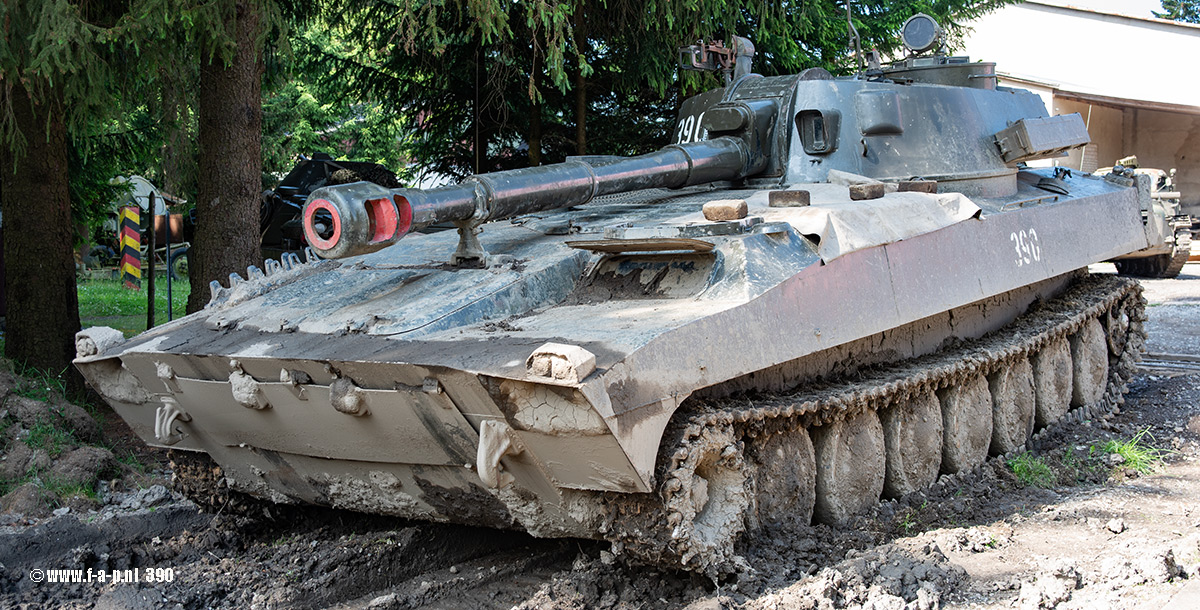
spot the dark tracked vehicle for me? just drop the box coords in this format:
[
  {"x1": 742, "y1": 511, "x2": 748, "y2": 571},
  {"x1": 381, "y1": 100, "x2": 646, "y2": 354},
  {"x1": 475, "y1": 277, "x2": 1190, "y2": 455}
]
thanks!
[{"x1": 77, "y1": 16, "x2": 1155, "y2": 571}]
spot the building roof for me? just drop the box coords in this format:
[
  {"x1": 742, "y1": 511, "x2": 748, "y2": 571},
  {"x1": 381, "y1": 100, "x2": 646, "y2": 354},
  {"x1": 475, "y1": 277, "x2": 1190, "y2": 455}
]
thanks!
[
  {"x1": 1033, "y1": 0, "x2": 1200, "y2": 29},
  {"x1": 961, "y1": 0, "x2": 1200, "y2": 109}
]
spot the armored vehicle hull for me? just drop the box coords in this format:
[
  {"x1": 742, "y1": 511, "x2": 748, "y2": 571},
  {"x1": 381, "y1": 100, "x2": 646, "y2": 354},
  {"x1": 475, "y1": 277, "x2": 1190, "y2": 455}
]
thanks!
[{"x1": 78, "y1": 50, "x2": 1154, "y2": 571}]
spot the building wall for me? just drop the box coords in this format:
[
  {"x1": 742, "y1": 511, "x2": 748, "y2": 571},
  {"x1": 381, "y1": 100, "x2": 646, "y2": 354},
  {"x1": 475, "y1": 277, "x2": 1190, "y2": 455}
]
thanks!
[
  {"x1": 966, "y1": 2, "x2": 1200, "y2": 212},
  {"x1": 1127, "y1": 109, "x2": 1200, "y2": 210},
  {"x1": 1048, "y1": 99, "x2": 1200, "y2": 209},
  {"x1": 1050, "y1": 100, "x2": 1121, "y2": 171}
]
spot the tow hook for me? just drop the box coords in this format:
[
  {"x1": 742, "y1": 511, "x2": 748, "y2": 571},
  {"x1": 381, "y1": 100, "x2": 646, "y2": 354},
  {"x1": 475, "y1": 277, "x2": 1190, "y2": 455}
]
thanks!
[
  {"x1": 154, "y1": 397, "x2": 191, "y2": 446},
  {"x1": 477, "y1": 420, "x2": 524, "y2": 488}
]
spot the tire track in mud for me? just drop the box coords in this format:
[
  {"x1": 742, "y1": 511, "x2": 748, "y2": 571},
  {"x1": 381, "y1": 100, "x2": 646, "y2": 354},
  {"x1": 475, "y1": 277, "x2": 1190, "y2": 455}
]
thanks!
[{"x1": 0, "y1": 505, "x2": 566, "y2": 608}]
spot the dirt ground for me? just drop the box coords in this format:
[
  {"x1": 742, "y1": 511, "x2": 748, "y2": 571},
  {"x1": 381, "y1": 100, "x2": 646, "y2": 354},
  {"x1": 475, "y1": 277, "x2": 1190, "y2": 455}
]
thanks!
[{"x1": 1, "y1": 264, "x2": 1199, "y2": 609}]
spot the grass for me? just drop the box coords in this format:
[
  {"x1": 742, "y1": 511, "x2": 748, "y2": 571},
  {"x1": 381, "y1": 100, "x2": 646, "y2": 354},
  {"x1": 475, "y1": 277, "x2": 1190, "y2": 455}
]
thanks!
[
  {"x1": 8, "y1": 360, "x2": 69, "y2": 403},
  {"x1": 1092, "y1": 428, "x2": 1169, "y2": 473},
  {"x1": 1062, "y1": 446, "x2": 1081, "y2": 471},
  {"x1": 25, "y1": 418, "x2": 80, "y2": 458},
  {"x1": 41, "y1": 475, "x2": 100, "y2": 504},
  {"x1": 77, "y1": 276, "x2": 191, "y2": 337},
  {"x1": 1057, "y1": 445, "x2": 1101, "y2": 485},
  {"x1": 0, "y1": 275, "x2": 192, "y2": 410},
  {"x1": 0, "y1": 472, "x2": 30, "y2": 497},
  {"x1": 115, "y1": 451, "x2": 149, "y2": 475},
  {"x1": 898, "y1": 500, "x2": 928, "y2": 536},
  {"x1": 1007, "y1": 451, "x2": 1056, "y2": 488}
]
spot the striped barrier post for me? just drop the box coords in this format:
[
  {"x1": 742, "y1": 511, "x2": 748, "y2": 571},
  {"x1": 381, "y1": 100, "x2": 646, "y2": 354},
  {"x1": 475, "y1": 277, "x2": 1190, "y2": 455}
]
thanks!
[{"x1": 119, "y1": 206, "x2": 141, "y2": 289}]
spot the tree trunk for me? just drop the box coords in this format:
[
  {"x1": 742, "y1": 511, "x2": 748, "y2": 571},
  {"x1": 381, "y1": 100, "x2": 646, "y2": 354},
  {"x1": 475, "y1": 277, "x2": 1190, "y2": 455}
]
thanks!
[
  {"x1": 160, "y1": 70, "x2": 189, "y2": 200},
  {"x1": 573, "y1": 10, "x2": 587, "y2": 156},
  {"x1": 529, "y1": 49, "x2": 543, "y2": 167},
  {"x1": 0, "y1": 80, "x2": 82, "y2": 382},
  {"x1": 187, "y1": 0, "x2": 263, "y2": 314},
  {"x1": 574, "y1": 64, "x2": 587, "y2": 156}
]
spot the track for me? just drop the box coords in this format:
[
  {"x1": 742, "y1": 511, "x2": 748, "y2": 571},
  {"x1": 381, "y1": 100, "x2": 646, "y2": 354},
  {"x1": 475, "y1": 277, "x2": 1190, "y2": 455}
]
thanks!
[
  {"x1": 1163, "y1": 230, "x2": 1192, "y2": 278},
  {"x1": 1116, "y1": 228, "x2": 1191, "y2": 278},
  {"x1": 603, "y1": 274, "x2": 1145, "y2": 572}
]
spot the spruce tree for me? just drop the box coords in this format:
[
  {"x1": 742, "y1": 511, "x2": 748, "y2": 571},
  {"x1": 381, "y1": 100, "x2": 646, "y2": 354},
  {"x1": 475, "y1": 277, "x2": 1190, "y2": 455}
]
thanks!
[
  {"x1": 1157, "y1": 0, "x2": 1200, "y2": 23},
  {"x1": 0, "y1": 0, "x2": 147, "y2": 384}
]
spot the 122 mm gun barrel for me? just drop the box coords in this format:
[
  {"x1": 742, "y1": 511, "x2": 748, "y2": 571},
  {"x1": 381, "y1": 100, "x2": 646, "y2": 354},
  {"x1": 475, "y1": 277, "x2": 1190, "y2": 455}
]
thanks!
[{"x1": 302, "y1": 100, "x2": 777, "y2": 259}]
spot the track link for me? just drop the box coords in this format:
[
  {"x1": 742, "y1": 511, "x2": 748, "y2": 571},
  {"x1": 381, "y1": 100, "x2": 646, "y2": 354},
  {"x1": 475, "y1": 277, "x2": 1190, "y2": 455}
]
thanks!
[{"x1": 603, "y1": 275, "x2": 1146, "y2": 572}]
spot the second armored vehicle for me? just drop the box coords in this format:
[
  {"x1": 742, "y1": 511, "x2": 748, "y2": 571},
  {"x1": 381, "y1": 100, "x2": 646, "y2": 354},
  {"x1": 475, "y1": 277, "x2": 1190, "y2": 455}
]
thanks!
[{"x1": 1099, "y1": 158, "x2": 1192, "y2": 278}]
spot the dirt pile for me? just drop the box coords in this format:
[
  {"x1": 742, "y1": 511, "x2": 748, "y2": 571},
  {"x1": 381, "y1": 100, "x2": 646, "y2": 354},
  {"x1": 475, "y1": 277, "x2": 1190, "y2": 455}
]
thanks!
[{"x1": 0, "y1": 366, "x2": 157, "y2": 520}]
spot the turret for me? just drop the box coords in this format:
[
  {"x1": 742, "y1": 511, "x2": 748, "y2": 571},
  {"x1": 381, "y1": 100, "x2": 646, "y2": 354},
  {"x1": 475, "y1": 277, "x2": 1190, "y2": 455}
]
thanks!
[{"x1": 302, "y1": 19, "x2": 1092, "y2": 263}]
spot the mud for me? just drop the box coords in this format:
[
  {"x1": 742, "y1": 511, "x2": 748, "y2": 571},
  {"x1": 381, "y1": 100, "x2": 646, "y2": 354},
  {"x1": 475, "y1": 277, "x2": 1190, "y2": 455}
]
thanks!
[
  {"x1": 938, "y1": 373, "x2": 993, "y2": 475},
  {"x1": 3, "y1": 266, "x2": 1200, "y2": 608},
  {"x1": 988, "y1": 356, "x2": 1036, "y2": 455}
]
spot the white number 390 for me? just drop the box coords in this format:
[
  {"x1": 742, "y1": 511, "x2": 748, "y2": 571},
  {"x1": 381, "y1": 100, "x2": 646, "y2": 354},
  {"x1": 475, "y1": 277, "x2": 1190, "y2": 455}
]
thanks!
[{"x1": 1010, "y1": 228, "x2": 1042, "y2": 267}]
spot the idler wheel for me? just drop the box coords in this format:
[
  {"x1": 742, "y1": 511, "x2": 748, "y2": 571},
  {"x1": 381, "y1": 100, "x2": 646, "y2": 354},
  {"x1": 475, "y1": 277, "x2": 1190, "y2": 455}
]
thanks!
[
  {"x1": 748, "y1": 427, "x2": 816, "y2": 529},
  {"x1": 988, "y1": 357, "x2": 1036, "y2": 456},
  {"x1": 667, "y1": 426, "x2": 751, "y2": 568},
  {"x1": 1070, "y1": 317, "x2": 1109, "y2": 408},
  {"x1": 880, "y1": 388, "x2": 943, "y2": 498},
  {"x1": 1032, "y1": 337, "x2": 1073, "y2": 428},
  {"x1": 938, "y1": 373, "x2": 993, "y2": 474},
  {"x1": 811, "y1": 410, "x2": 885, "y2": 524}
]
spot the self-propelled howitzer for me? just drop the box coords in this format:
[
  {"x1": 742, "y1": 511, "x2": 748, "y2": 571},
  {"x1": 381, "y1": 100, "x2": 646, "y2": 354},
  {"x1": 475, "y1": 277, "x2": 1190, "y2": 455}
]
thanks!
[{"x1": 77, "y1": 19, "x2": 1155, "y2": 571}]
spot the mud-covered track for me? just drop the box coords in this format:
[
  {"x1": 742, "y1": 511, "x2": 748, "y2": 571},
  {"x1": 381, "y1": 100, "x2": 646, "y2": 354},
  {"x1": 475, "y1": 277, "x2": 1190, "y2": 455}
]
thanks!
[{"x1": 603, "y1": 275, "x2": 1145, "y2": 571}]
